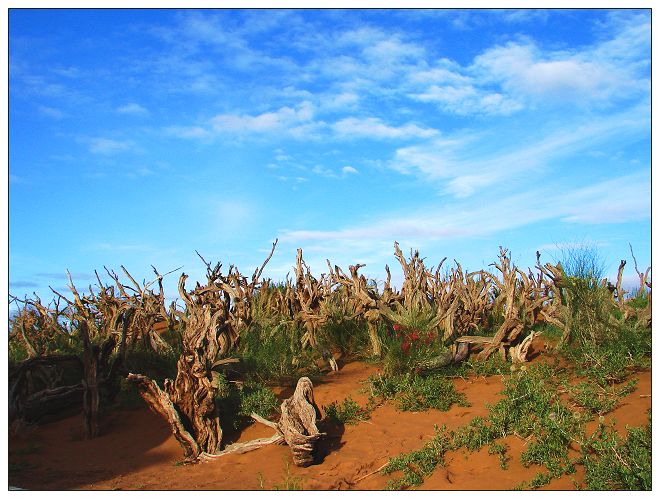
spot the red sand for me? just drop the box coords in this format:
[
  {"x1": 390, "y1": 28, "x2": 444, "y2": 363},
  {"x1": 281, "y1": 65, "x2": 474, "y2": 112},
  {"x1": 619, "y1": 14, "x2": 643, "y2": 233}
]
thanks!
[{"x1": 8, "y1": 353, "x2": 651, "y2": 491}]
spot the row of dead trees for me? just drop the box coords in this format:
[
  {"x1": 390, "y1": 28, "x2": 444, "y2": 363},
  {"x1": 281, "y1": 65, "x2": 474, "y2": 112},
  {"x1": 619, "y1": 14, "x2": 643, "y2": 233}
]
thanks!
[{"x1": 8, "y1": 241, "x2": 651, "y2": 463}]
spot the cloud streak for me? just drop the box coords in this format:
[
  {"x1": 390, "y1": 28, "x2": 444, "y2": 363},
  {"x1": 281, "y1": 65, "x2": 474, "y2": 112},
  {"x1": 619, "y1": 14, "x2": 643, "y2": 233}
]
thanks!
[
  {"x1": 389, "y1": 104, "x2": 649, "y2": 198},
  {"x1": 280, "y1": 171, "x2": 649, "y2": 245},
  {"x1": 87, "y1": 137, "x2": 134, "y2": 155}
]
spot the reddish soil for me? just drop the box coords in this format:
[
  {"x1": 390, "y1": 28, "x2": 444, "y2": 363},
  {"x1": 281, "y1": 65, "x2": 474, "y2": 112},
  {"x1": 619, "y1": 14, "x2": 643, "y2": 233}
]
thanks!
[{"x1": 8, "y1": 349, "x2": 651, "y2": 491}]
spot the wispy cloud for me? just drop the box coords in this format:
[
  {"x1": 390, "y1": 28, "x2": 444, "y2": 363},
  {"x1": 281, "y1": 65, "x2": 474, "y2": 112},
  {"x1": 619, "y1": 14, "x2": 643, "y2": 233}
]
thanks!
[
  {"x1": 318, "y1": 91, "x2": 360, "y2": 111},
  {"x1": 164, "y1": 125, "x2": 212, "y2": 139},
  {"x1": 472, "y1": 42, "x2": 638, "y2": 106},
  {"x1": 91, "y1": 242, "x2": 154, "y2": 252},
  {"x1": 390, "y1": 104, "x2": 649, "y2": 198},
  {"x1": 117, "y1": 102, "x2": 149, "y2": 116},
  {"x1": 331, "y1": 117, "x2": 437, "y2": 140},
  {"x1": 127, "y1": 167, "x2": 154, "y2": 179},
  {"x1": 210, "y1": 101, "x2": 319, "y2": 138},
  {"x1": 10, "y1": 280, "x2": 40, "y2": 289},
  {"x1": 411, "y1": 84, "x2": 523, "y2": 116},
  {"x1": 36, "y1": 271, "x2": 96, "y2": 280},
  {"x1": 279, "y1": 171, "x2": 649, "y2": 245},
  {"x1": 407, "y1": 13, "x2": 649, "y2": 114},
  {"x1": 87, "y1": 137, "x2": 134, "y2": 155},
  {"x1": 37, "y1": 105, "x2": 64, "y2": 119}
]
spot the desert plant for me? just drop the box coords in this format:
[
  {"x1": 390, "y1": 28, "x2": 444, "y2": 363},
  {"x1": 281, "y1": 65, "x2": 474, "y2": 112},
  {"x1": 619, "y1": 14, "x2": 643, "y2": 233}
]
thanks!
[
  {"x1": 565, "y1": 379, "x2": 637, "y2": 415},
  {"x1": 382, "y1": 362, "x2": 587, "y2": 490},
  {"x1": 239, "y1": 321, "x2": 320, "y2": 383},
  {"x1": 368, "y1": 372, "x2": 468, "y2": 412},
  {"x1": 580, "y1": 414, "x2": 651, "y2": 490},
  {"x1": 323, "y1": 396, "x2": 370, "y2": 425},
  {"x1": 215, "y1": 377, "x2": 279, "y2": 430}
]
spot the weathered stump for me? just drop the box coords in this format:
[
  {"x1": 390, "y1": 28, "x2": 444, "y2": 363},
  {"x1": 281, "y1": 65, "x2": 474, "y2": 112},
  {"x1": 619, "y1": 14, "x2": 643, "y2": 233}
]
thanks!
[
  {"x1": 277, "y1": 377, "x2": 324, "y2": 467},
  {"x1": 194, "y1": 377, "x2": 325, "y2": 465},
  {"x1": 510, "y1": 331, "x2": 540, "y2": 363}
]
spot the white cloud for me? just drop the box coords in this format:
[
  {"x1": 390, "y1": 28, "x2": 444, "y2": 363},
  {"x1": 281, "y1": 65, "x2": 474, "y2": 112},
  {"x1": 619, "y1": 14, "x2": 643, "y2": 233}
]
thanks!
[
  {"x1": 279, "y1": 171, "x2": 649, "y2": 247},
  {"x1": 472, "y1": 13, "x2": 649, "y2": 108},
  {"x1": 87, "y1": 137, "x2": 133, "y2": 155},
  {"x1": 342, "y1": 166, "x2": 358, "y2": 175},
  {"x1": 92, "y1": 242, "x2": 153, "y2": 252},
  {"x1": 407, "y1": 14, "x2": 648, "y2": 115},
  {"x1": 472, "y1": 42, "x2": 624, "y2": 104},
  {"x1": 37, "y1": 105, "x2": 64, "y2": 119},
  {"x1": 53, "y1": 66, "x2": 82, "y2": 78},
  {"x1": 319, "y1": 92, "x2": 359, "y2": 110},
  {"x1": 499, "y1": 9, "x2": 550, "y2": 24},
  {"x1": 211, "y1": 101, "x2": 316, "y2": 135},
  {"x1": 277, "y1": 176, "x2": 307, "y2": 184},
  {"x1": 117, "y1": 103, "x2": 149, "y2": 116},
  {"x1": 312, "y1": 165, "x2": 337, "y2": 178},
  {"x1": 390, "y1": 105, "x2": 649, "y2": 198},
  {"x1": 216, "y1": 199, "x2": 252, "y2": 223},
  {"x1": 362, "y1": 38, "x2": 425, "y2": 65},
  {"x1": 272, "y1": 148, "x2": 293, "y2": 163},
  {"x1": 559, "y1": 174, "x2": 650, "y2": 224},
  {"x1": 131, "y1": 167, "x2": 154, "y2": 178},
  {"x1": 164, "y1": 125, "x2": 212, "y2": 139},
  {"x1": 331, "y1": 117, "x2": 437, "y2": 140},
  {"x1": 412, "y1": 84, "x2": 523, "y2": 116}
]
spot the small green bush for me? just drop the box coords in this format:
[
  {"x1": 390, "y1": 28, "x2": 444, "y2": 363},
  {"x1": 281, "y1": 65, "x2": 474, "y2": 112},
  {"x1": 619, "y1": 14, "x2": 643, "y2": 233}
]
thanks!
[
  {"x1": 566, "y1": 379, "x2": 637, "y2": 415},
  {"x1": 323, "y1": 396, "x2": 370, "y2": 425},
  {"x1": 239, "y1": 322, "x2": 320, "y2": 383},
  {"x1": 215, "y1": 376, "x2": 279, "y2": 430},
  {"x1": 239, "y1": 384, "x2": 279, "y2": 419},
  {"x1": 368, "y1": 373, "x2": 469, "y2": 412},
  {"x1": 581, "y1": 415, "x2": 651, "y2": 490},
  {"x1": 560, "y1": 324, "x2": 651, "y2": 385},
  {"x1": 382, "y1": 362, "x2": 584, "y2": 490}
]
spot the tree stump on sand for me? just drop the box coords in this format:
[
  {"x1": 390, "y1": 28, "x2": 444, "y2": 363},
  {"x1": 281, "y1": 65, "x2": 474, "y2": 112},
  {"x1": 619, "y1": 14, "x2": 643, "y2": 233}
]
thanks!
[
  {"x1": 277, "y1": 377, "x2": 324, "y2": 467},
  {"x1": 195, "y1": 376, "x2": 325, "y2": 466}
]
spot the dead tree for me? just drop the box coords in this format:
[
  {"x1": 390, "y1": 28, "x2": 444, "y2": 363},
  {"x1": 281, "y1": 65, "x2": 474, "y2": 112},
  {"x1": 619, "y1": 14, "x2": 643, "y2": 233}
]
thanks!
[
  {"x1": 9, "y1": 294, "x2": 73, "y2": 359},
  {"x1": 9, "y1": 295, "x2": 130, "y2": 435},
  {"x1": 129, "y1": 272, "x2": 226, "y2": 459},
  {"x1": 328, "y1": 261, "x2": 383, "y2": 357},
  {"x1": 128, "y1": 243, "x2": 279, "y2": 460},
  {"x1": 294, "y1": 249, "x2": 328, "y2": 349}
]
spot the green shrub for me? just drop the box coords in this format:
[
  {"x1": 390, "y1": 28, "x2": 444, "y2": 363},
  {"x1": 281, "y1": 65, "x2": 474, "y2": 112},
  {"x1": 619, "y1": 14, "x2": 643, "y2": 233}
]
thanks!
[
  {"x1": 239, "y1": 322, "x2": 320, "y2": 383},
  {"x1": 566, "y1": 379, "x2": 637, "y2": 415},
  {"x1": 215, "y1": 376, "x2": 279, "y2": 430},
  {"x1": 560, "y1": 324, "x2": 651, "y2": 385},
  {"x1": 382, "y1": 362, "x2": 586, "y2": 490},
  {"x1": 626, "y1": 289, "x2": 649, "y2": 310},
  {"x1": 382, "y1": 425, "x2": 453, "y2": 490},
  {"x1": 381, "y1": 320, "x2": 451, "y2": 377},
  {"x1": 581, "y1": 414, "x2": 651, "y2": 490},
  {"x1": 368, "y1": 373, "x2": 469, "y2": 412},
  {"x1": 239, "y1": 384, "x2": 279, "y2": 419},
  {"x1": 323, "y1": 396, "x2": 370, "y2": 425}
]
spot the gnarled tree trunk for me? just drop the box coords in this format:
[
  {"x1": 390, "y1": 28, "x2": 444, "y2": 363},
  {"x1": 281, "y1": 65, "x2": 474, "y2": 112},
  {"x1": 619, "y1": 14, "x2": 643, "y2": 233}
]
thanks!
[{"x1": 128, "y1": 273, "x2": 226, "y2": 460}]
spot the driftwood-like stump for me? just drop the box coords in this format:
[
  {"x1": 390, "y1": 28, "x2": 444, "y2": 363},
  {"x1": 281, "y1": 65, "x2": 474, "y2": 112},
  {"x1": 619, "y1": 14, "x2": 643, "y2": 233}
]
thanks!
[
  {"x1": 194, "y1": 377, "x2": 324, "y2": 465},
  {"x1": 510, "y1": 331, "x2": 540, "y2": 363},
  {"x1": 277, "y1": 377, "x2": 324, "y2": 467}
]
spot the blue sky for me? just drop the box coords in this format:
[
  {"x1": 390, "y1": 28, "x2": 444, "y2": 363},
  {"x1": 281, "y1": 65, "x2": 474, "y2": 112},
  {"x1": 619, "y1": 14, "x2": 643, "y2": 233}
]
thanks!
[{"x1": 8, "y1": 9, "x2": 651, "y2": 303}]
